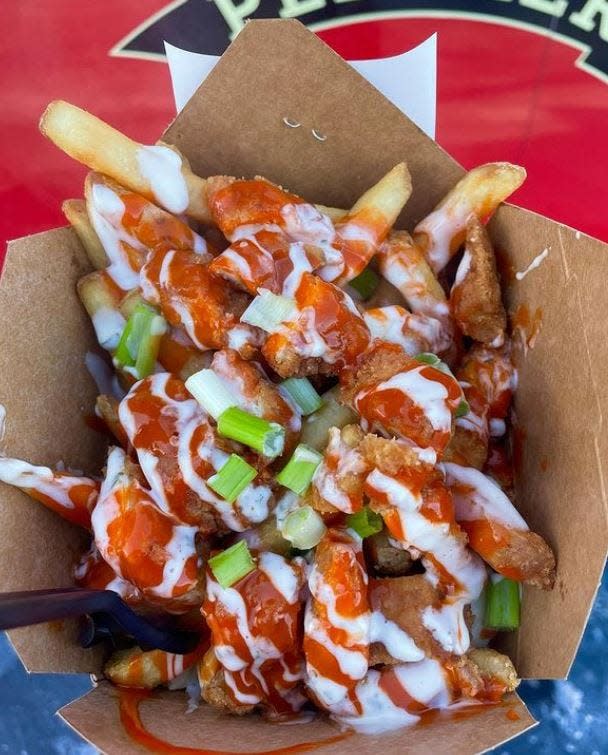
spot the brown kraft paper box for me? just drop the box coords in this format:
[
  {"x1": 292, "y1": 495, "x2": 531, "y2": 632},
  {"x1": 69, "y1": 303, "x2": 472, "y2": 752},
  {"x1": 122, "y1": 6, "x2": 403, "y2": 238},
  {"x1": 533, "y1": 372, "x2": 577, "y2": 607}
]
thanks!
[{"x1": 0, "y1": 18, "x2": 606, "y2": 754}]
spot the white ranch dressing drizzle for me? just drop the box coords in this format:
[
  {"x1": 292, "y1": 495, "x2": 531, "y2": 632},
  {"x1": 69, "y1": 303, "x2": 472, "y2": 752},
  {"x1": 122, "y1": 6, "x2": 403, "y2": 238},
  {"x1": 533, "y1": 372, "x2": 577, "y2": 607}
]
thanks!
[
  {"x1": 91, "y1": 307, "x2": 126, "y2": 351},
  {"x1": 88, "y1": 183, "x2": 144, "y2": 290},
  {"x1": 442, "y1": 463, "x2": 528, "y2": 531},
  {"x1": 0, "y1": 458, "x2": 77, "y2": 509},
  {"x1": 359, "y1": 366, "x2": 451, "y2": 434},
  {"x1": 452, "y1": 248, "x2": 473, "y2": 289},
  {"x1": 311, "y1": 427, "x2": 367, "y2": 514},
  {"x1": 136, "y1": 145, "x2": 189, "y2": 215},
  {"x1": 365, "y1": 468, "x2": 486, "y2": 654},
  {"x1": 369, "y1": 610, "x2": 424, "y2": 662},
  {"x1": 335, "y1": 659, "x2": 451, "y2": 734},
  {"x1": 414, "y1": 202, "x2": 470, "y2": 274},
  {"x1": 305, "y1": 603, "x2": 368, "y2": 682},
  {"x1": 154, "y1": 523, "x2": 200, "y2": 599},
  {"x1": 515, "y1": 248, "x2": 549, "y2": 281},
  {"x1": 364, "y1": 306, "x2": 444, "y2": 356},
  {"x1": 257, "y1": 552, "x2": 301, "y2": 604}
]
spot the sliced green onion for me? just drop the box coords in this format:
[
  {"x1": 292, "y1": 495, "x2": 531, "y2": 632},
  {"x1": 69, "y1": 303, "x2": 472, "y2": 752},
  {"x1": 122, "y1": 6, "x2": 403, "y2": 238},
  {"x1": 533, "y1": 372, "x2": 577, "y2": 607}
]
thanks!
[
  {"x1": 114, "y1": 303, "x2": 166, "y2": 379},
  {"x1": 415, "y1": 352, "x2": 444, "y2": 369},
  {"x1": 280, "y1": 506, "x2": 326, "y2": 550},
  {"x1": 484, "y1": 576, "x2": 521, "y2": 630},
  {"x1": 218, "y1": 407, "x2": 285, "y2": 459},
  {"x1": 456, "y1": 399, "x2": 470, "y2": 418},
  {"x1": 208, "y1": 541, "x2": 256, "y2": 588},
  {"x1": 185, "y1": 369, "x2": 237, "y2": 420},
  {"x1": 280, "y1": 378, "x2": 323, "y2": 416},
  {"x1": 208, "y1": 454, "x2": 257, "y2": 502},
  {"x1": 240, "y1": 289, "x2": 296, "y2": 332},
  {"x1": 276, "y1": 444, "x2": 323, "y2": 495},
  {"x1": 349, "y1": 267, "x2": 380, "y2": 300},
  {"x1": 347, "y1": 506, "x2": 383, "y2": 539},
  {"x1": 416, "y1": 353, "x2": 469, "y2": 418}
]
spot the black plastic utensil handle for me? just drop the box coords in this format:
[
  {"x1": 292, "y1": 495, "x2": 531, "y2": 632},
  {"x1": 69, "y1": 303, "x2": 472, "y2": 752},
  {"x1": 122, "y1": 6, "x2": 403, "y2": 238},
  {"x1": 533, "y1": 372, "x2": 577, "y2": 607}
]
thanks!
[{"x1": 0, "y1": 588, "x2": 200, "y2": 655}]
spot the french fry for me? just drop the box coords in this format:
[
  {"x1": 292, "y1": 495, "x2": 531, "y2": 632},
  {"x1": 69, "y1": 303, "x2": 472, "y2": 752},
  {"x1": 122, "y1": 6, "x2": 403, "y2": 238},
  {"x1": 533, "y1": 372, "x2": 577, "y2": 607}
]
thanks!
[
  {"x1": 377, "y1": 230, "x2": 448, "y2": 319},
  {"x1": 104, "y1": 645, "x2": 203, "y2": 689},
  {"x1": 299, "y1": 386, "x2": 358, "y2": 451},
  {"x1": 95, "y1": 394, "x2": 128, "y2": 448},
  {"x1": 330, "y1": 162, "x2": 412, "y2": 284},
  {"x1": 450, "y1": 215, "x2": 506, "y2": 345},
  {"x1": 40, "y1": 101, "x2": 211, "y2": 223},
  {"x1": 77, "y1": 270, "x2": 125, "y2": 351},
  {"x1": 414, "y1": 162, "x2": 526, "y2": 274},
  {"x1": 62, "y1": 198, "x2": 108, "y2": 269},
  {"x1": 85, "y1": 172, "x2": 211, "y2": 260}
]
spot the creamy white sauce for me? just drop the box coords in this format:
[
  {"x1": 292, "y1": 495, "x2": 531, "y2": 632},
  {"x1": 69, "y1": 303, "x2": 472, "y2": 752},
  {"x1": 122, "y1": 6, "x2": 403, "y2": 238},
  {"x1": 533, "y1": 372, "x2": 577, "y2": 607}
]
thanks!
[
  {"x1": 364, "y1": 306, "x2": 444, "y2": 356},
  {"x1": 421, "y1": 601, "x2": 470, "y2": 655},
  {"x1": 369, "y1": 610, "x2": 424, "y2": 662},
  {"x1": 305, "y1": 603, "x2": 368, "y2": 681},
  {"x1": 257, "y1": 552, "x2": 301, "y2": 604},
  {"x1": 91, "y1": 307, "x2": 126, "y2": 351},
  {"x1": 137, "y1": 145, "x2": 189, "y2": 215},
  {"x1": 282, "y1": 242, "x2": 314, "y2": 297},
  {"x1": 515, "y1": 248, "x2": 549, "y2": 281},
  {"x1": 153, "y1": 523, "x2": 200, "y2": 599},
  {"x1": 0, "y1": 457, "x2": 84, "y2": 511},
  {"x1": 489, "y1": 418, "x2": 506, "y2": 437},
  {"x1": 88, "y1": 183, "x2": 144, "y2": 290},
  {"x1": 452, "y1": 248, "x2": 472, "y2": 289},
  {"x1": 414, "y1": 202, "x2": 470, "y2": 274},
  {"x1": 362, "y1": 367, "x2": 451, "y2": 435},
  {"x1": 311, "y1": 427, "x2": 367, "y2": 514},
  {"x1": 442, "y1": 463, "x2": 528, "y2": 531}
]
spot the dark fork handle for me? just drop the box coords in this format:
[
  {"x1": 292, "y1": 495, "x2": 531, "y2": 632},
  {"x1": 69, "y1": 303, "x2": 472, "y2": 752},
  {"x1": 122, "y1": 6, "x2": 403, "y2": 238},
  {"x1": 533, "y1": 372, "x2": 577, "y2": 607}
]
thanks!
[{"x1": 0, "y1": 588, "x2": 200, "y2": 655}]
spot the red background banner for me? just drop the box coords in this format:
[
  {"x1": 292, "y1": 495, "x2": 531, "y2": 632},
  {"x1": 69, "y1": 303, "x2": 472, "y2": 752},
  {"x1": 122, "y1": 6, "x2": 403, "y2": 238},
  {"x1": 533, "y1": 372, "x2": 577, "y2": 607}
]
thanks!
[{"x1": 1, "y1": 2, "x2": 607, "y2": 267}]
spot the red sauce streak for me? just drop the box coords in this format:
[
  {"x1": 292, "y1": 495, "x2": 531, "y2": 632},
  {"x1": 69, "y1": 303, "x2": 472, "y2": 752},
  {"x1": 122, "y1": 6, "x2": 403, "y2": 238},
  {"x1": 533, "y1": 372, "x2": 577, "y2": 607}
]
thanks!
[
  {"x1": 118, "y1": 689, "x2": 351, "y2": 755},
  {"x1": 208, "y1": 179, "x2": 304, "y2": 238},
  {"x1": 506, "y1": 708, "x2": 521, "y2": 721},
  {"x1": 512, "y1": 305, "x2": 543, "y2": 349}
]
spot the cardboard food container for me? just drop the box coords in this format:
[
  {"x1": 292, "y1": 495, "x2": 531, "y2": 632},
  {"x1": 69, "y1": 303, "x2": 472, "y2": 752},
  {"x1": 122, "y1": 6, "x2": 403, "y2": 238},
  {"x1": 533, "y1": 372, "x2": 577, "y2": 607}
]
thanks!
[{"x1": 1, "y1": 18, "x2": 607, "y2": 754}]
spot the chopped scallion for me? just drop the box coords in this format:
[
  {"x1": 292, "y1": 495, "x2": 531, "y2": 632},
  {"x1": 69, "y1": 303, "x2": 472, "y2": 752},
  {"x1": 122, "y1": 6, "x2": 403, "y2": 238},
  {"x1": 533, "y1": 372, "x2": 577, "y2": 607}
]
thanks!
[
  {"x1": 280, "y1": 506, "x2": 326, "y2": 550},
  {"x1": 456, "y1": 399, "x2": 470, "y2": 418},
  {"x1": 208, "y1": 454, "x2": 257, "y2": 502},
  {"x1": 484, "y1": 576, "x2": 521, "y2": 630},
  {"x1": 218, "y1": 407, "x2": 285, "y2": 459},
  {"x1": 114, "y1": 303, "x2": 166, "y2": 379},
  {"x1": 347, "y1": 506, "x2": 383, "y2": 539},
  {"x1": 276, "y1": 444, "x2": 323, "y2": 495},
  {"x1": 208, "y1": 541, "x2": 256, "y2": 588},
  {"x1": 349, "y1": 267, "x2": 380, "y2": 300},
  {"x1": 240, "y1": 289, "x2": 296, "y2": 332},
  {"x1": 185, "y1": 369, "x2": 237, "y2": 420},
  {"x1": 280, "y1": 377, "x2": 323, "y2": 416}
]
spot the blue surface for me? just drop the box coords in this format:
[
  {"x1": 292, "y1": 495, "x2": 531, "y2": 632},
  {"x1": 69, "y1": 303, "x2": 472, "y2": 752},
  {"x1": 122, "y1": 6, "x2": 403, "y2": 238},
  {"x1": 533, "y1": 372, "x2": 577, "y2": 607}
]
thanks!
[{"x1": 0, "y1": 567, "x2": 606, "y2": 754}]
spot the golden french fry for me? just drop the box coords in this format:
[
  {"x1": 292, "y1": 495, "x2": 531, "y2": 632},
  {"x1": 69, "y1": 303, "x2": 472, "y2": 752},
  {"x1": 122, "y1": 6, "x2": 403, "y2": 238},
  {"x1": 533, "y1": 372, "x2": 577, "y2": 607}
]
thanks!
[
  {"x1": 95, "y1": 395, "x2": 128, "y2": 448},
  {"x1": 62, "y1": 198, "x2": 108, "y2": 270},
  {"x1": 451, "y1": 215, "x2": 506, "y2": 345},
  {"x1": 314, "y1": 203, "x2": 345, "y2": 223},
  {"x1": 377, "y1": 230, "x2": 448, "y2": 318},
  {"x1": 40, "y1": 101, "x2": 211, "y2": 223},
  {"x1": 85, "y1": 172, "x2": 211, "y2": 260},
  {"x1": 77, "y1": 271, "x2": 125, "y2": 351},
  {"x1": 348, "y1": 162, "x2": 412, "y2": 228},
  {"x1": 414, "y1": 162, "x2": 526, "y2": 274}
]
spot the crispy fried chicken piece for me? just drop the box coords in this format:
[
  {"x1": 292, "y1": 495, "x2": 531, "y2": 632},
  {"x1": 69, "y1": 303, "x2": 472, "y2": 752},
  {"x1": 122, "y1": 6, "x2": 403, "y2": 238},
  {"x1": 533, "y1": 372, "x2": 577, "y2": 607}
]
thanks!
[
  {"x1": 310, "y1": 424, "x2": 368, "y2": 514},
  {"x1": 451, "y1": 216, "x2": 507, "y2": 345},
  {"x1": 364, "y1": 531, "x2": 415, "y2": 577},
  {"x1": 198, "y1": 649, "x2": 254, "y2": 716},
  {"x1": 369, "y1": 575, "x2": 447, "y2": 661},
  {"x1": 447, "y1": 648, "x2": 519, "y2": 702}
]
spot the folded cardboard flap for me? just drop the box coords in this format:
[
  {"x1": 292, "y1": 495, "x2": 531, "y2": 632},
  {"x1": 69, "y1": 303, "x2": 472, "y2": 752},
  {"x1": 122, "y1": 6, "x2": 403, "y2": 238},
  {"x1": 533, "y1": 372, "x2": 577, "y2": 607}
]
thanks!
[
  {"x1": 0, "y1": 16, "x2": 606, "y2": 754},
  {"x1": 60, "y1": 683, "x2": 535, "y2": 755},
  {"x1": 0, "y1": 228, "x2": 107, "y2": 673}
]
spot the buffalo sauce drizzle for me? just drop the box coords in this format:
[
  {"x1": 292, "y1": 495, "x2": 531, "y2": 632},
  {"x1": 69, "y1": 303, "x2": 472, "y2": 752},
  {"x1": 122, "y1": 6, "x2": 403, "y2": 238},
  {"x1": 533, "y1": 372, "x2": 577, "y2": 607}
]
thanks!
[
  {"x1": 355, "y1": 361, "x2": 462, "y2": 452},
  {"x1": 203, "y1": 555, "x2": 305, "y2": 717},
  {"x1": 118, "y1": 688, "x2": 351, "y2": 755}
]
